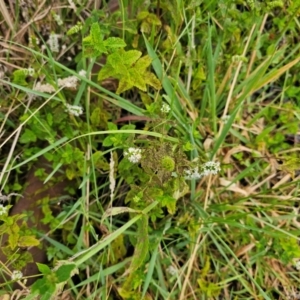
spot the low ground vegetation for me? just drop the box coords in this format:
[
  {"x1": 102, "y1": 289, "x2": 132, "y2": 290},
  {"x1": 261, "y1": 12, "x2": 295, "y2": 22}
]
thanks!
[{"x1": 0, "y1": 0, "x2": 300, "y2": 299}]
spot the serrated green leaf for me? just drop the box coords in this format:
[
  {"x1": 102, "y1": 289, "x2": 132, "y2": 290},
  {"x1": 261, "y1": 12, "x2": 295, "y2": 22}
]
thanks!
[
  {"x1": 116, "y1": 77, "x2": 133, "y2": 94},
  {"x1": 106, "y1": 51, "x2": 129, "y2": 76},
  {"x1": 8, "y1": 231, "x2": 19, "y2": 249},
  {"x1": 122, "y1": 50, "x2": 142, "y2": 66},
  {"x1": 90, "y1": 22, "x2": 102, "y2": 44},
  {"x1": 97, "y1": 64, "x2": 116, "y2": 81},
  {"x1": 134, "y1": 55, "x2": 152, "y2": 72},
  {"x1": 18, "y1": 235, "x2": 40, "y2": 247},
  {"x1": 129, "y1": 69, "x2": 147, "y2": 91},
  {"x1": 160, "y1": 195, "x2": 177, "y2": 214},
  {"x1": 144, "y1": 72, "x2": 162, "y2": 90},
  {"x1": 137, "y1": 11, "x2": 149, "y2": 20},
  {"x1": 104, "y1": 37, "x2": 126, "y2": 49},
  {"x1": 19, "y1": 129, "x2": 37, "y2": 144},
  {"x1": 83, "y1": 23, "x2": 107, "y2": 57}
]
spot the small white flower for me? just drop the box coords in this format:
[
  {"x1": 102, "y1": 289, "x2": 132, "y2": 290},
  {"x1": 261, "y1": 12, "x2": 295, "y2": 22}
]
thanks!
[
  {"x1": 28, "y1": 37, "x2": 40, "y2": 46},
  {"x1": 27, "y1": 68, "x2": 34, "y2": 76},
  {"x1": 221, "y1": 115, "x2": 230, "y2": 124},
  {"x1": 65, "y1": 104, "x2": 83, "y2": 116},
  {"x1": 0, "y1": 204, "x2": 8, "y2": 216},
  {"x1": 166, "y1": 265, "x2": 177, "y2": 276},
  {"x1": 201, "y1": 161, "x2": 221, "y2": 176},
  {"x1": 48, "y1": 33, "x2": 59, "y2": 53},
  {"x1": 79, "y1": 70, "x2": 87, "y2": 77},
  {"x1": 184, "y1": 166, "x2": 203, "y2": 180},
  {"x1": 124, "y1": 147, "x2": 142, "y2": 164},
  {"x1": 161, "y1": 103, "x2": 171, "y2": 113},
  {"x1": 11, "y1": 270, "x2": 23, "y2": 281},
  {"x1": 58, "y1": 76, "x2": 79, "y2": 88},
  {"x1": 33, "y1": 82, "x2": 56, "y2": 94}
]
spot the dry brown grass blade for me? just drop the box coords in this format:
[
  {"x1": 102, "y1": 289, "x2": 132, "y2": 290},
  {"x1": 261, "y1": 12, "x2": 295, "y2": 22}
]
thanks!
[
  {"x1": 0, "y1": 0, "x2": 14, "y2": 32},
  {"x1": 251, "y1": 55, "x2": 300, "y2": 93}
]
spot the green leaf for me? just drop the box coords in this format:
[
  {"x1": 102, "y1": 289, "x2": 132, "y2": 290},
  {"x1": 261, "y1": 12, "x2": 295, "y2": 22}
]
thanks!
[
  {"x1": 107, "y1": 51, "x2": 124, "y2": 69},
  {"x1": 129, "y1": 69, "x2": 147, "y2": 91},
  {"x1": 117, "y1": 77, "x2": 134, "y2": 94},
  {"x1": 66, "y1": 167, "x2": 76, "y2": 180},
  {"x1": 107, "y1": 122, "x2": 118, "y2": 130},
  {"x1": 90, "y1": 107, "x2": 102, "y2": 125},
  {"x1": 144, "y1": 72, "x2": 162, "y2": 90},
  {"x1": 55, "y1": 263, "x2": 77, "y2": 283},
  {"x1": 19, "y1": 129, "x2": 37, "y2": 144},
  {"x1": 90, "y1": 23, "x2": 106, "y2": 52},
  {"x1": 122, "y1": 215, "x2": 149, "y2": 292},
  {"x1": 37, "y1": 263, "x2": 51, "y2": 275},
  {"x1": 159, "y1": 195, "x2": 177, "y2": 214},
  {"x1": 18, "y1": 235, "x2": 40, "y2": 247},
  {"x1": 92, "y1": 151, "x2": 109, "y2": 170},
  {"x1": 102, "y1": 136, "x2": 114, "y2": 147},
  {"x1": 103, "y1": 37, "x2": 127, "y2": 49},
  {"x1": 83, "y1": 22, "x2": 107, "y2": 57},
  {"x1": 98, "y1": 63, "x2": 116, "y2": 81},
  {"x1": 31, "y1": 277, "x2": 56, "y2": 297},
  {"x1": 12, "y1": 69, "x2": 28, "y2": 86},
  {"x1": 123, "y1": 50, "x2": 142, "y2": 66},
  {"x1": 137, "y1": 11, "x2": 149, "y2": 20},
  {"x1": 8, "y1": 231, "x2": 19, "y2": 249},
  {"x1": 134, "y1": 55, "x2": 152, "y2": 72}
]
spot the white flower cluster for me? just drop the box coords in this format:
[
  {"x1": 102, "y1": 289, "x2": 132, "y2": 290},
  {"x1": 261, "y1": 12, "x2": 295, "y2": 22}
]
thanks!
[
  {"x1": 11, "y1": 270, "x2": 23, "y2": 281},
  {"x1": 65, "y1": 104, "x2": 83, "y2": 116},
  {"x1": 53, "y1": 12, "x2": 63, "y2": 26},
  {"x1": 184, "y1": 166, "x2": 202, "y2": 180},
  {"x1": 166, "y1": 265, "x2": 177, "y2": 276},
  {"x1": 184, "y1": 161, "x2": 221, "y2": 180},
  {"x1": 0, "y1": 204, "x2": 8, "y2": 216},
  {"x1": 28, "y1": 37, "x2": 40, "y2": 47},
  {"x1": 33, "y1": 70, "x2": 87, "y2": 93},
  {"x1": 124, "y1": 147, "x2": 142, "y2": 164},
  {"x1": 24, "y1": 68, "x2": 35, "y2": 77},
  {"x1": 78, "y1": 70, "x2": 87, "y2": 77},
  {"x1": 33, "y1": 82, "x2": 56, "y2": 93},
  {"x1": 161, "y1": 103, "x2": 171, "y2": 113},
  {"x1": 57, "y1": 76, "x2": 79, "y2": 88},
  {"x1": 221, "y1": 115, "x2": 230, "y2": 124},
  {"x1": 48, "y1": 33, "x2": 60, "y2": 53},
  {"x1": 201, "y1": 161, "x2": 221, "y2": 176}
]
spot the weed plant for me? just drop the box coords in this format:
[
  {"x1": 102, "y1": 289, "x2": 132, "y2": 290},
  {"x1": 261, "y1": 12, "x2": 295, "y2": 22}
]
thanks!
[{"x1": 0, "y1": 0, "x2": 300, "y2": 299}]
